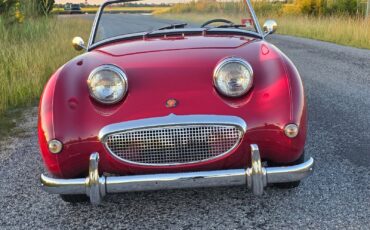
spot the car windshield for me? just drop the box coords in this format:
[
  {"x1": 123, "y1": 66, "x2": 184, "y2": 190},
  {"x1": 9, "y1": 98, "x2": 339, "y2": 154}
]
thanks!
[
  {"x1": 90, "y1": 0, "x2": 261, "y2": 47},
  {"x1": 72, "y1": 4, "x2": 80, "y2": 9}
]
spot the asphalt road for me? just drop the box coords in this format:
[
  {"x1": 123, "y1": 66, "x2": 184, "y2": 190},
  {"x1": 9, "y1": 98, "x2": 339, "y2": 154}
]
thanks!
[
  {"x1": 97, "y1": 14, "x2": 185, "y2": 41},
  {"x1": 1, "y1": 15, "x2": 370, "y2": 229}
]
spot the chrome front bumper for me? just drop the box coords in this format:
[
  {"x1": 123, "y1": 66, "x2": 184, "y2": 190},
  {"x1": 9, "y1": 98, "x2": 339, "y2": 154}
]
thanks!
[{"x1": 40, "y1": 144, "x2": 314, "y2": 205}]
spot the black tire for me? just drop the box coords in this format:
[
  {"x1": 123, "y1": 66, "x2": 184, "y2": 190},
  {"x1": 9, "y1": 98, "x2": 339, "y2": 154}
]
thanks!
[
  {"x1": 268, "y1": 152, "x2": 305, "y2": 189},
  {"x1": 60, "y1": 194, "x2": 89, "y2": 203}
]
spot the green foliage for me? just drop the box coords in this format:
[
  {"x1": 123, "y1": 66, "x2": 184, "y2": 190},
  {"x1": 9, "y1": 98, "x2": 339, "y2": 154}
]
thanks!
[
  {"x1": 38, "y1": 0, "x2": 55, "y2": 16},
  {"x1": 327, "y1": 0, "x2": 359, "y2": 15},
  {"x1": 22, "y1": 0, "x2": 55, "y2": 17},
  {"x1": 0, "y1": 0, "x2": 17, "y2": 14},
  {"x1": 168, "y1": 0, "x2": 246, "y2": 15},
  {"x1": 293, "y1": 0, "x2": 358, "y2": 15},
  {"x1": 0, "y1": 0, "x2": 55, "y2": 24},
  {"x1": 166, "y1": 0, "x2": 366, "y2": 17},
  {"x1": 0, "y1": 17, "x2": 91, "y2": 116},
  {"x1": 0, "y1": 0, "x2": 23, "y2": 24},
  {"x1": 253, "y1": 1, "x2": 283, "y2": 16}
]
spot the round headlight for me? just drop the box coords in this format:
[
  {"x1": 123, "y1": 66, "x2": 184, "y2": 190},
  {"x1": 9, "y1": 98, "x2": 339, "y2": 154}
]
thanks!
[
  {"x1": 213, "y1": 58, "x2": 253, "y2": 97},
  {"x1": 87, "y1": 65, "x2": 128, "y2": 104}
]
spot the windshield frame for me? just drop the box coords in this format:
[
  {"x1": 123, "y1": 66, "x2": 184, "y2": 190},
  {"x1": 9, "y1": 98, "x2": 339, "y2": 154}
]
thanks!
[{"x1": 87, "y1": 0, "x2": 264, "y2": 51}]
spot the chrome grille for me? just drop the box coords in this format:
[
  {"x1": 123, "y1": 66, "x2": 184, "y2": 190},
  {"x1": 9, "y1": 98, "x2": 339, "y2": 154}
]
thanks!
[{"x1": 104, "y1": 125, "x2": 243, "y2": 166}]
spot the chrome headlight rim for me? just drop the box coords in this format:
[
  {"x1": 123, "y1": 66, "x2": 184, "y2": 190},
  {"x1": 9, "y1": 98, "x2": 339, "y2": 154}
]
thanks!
[
  {"x1": 213, "y1": 57, "x2": 254, "y2": 98},
  {"x1": 87, "y1": 64, "x2": 128, "y2": 104}
]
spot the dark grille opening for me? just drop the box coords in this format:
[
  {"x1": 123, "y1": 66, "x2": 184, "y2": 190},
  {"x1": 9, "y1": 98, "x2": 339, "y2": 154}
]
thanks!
[{"x1": 104, "y1": 125, "x2": 243, "y2": 166}]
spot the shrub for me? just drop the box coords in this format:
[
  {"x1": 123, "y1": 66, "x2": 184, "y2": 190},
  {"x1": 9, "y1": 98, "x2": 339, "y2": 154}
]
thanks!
[
  {"x1": 253, "y1": 1, "x2": 283, "y2": 17},
  {"x1": 283, "y1": 4, "x2": 302, "y2": 15},
  {"x1": 0, "y1": 0, "x2": 23, "y2": 24},
  {"x1": 283, "y1": 0, "x2": 360, "y2": 16},
  {"x1": 0, "y1": 0, "x2": 55, "y2": 23},
  {"x1": 165, "y1": 0, "x2": 365, "y2": 17},
  {"x1": 0, "y1": 0, "x2": 17, "y2": 15},
  {"x1": 327, "y1": 0, "x2": 358, "y2": 15},
  {"x1": 38, "y1": 0, "x2": 55, "y2": 16},
  {"x1": 22, "y1": 0, "x2": 55, "y2": 17},
  {"x1": 168, "y1": 0, "x2": 246, "y2": 15}
]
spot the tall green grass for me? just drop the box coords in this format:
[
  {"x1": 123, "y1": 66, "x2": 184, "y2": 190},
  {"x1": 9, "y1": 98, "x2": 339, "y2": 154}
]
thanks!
[
  {"x1": 262, "y1": 15, "x2": 370, "y2": 49},
  {"x1": 157, "y1": 0, "x2": 370, "y2": 49},
  {"x1": 162, "y1": 0, "x2": 367, "y2": 16},
  {"x1": 0, "y1": 17, "x2": 91, "y2": 116}
]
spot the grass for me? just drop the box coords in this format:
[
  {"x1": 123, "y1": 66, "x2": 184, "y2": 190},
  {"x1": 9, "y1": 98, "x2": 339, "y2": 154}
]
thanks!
[
  {"x1": 263, "y1": 15, "x2": 370, "y2": 49},
  {"x1": 157, "y1": 12, "x2": 370, "y2": 49},
  {"x1": 0, "y1": 17, "x2": 91, "y2": 134},
  {"x1": 0, "y1": 4, "x2": 368, "y2": 137},
  {"x1": 53, "y1": 6, "x2": 170, "y2": 14}
]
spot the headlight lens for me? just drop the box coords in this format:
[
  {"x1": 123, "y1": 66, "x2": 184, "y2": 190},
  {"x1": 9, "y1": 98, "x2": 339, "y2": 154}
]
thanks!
[
  {"x1": 213, "y1": 58, "x2": 253, "y2": 97},
  {"x1": 87, "y1": 65, "x2": 128, "y2": 104}
]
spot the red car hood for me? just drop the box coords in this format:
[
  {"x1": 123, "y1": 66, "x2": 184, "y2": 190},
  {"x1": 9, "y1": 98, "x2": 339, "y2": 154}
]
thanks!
[
  {"x1": 53, "y1": 35, "x2": 288, "y2": 130},
  {"x1": 95, "y1": 35, "x2": 255, "y2": 57}
]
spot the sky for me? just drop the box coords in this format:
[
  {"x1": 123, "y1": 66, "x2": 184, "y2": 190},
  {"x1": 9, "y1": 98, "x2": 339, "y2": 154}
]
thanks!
[{"x1": 56, "y1": 0, "x2": 187, "y2": 4}]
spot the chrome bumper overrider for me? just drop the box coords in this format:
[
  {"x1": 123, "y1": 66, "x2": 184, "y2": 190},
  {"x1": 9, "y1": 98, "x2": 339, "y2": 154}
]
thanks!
[{"x1": 40, "y1": 144, "x2": 314, "y2": 205}]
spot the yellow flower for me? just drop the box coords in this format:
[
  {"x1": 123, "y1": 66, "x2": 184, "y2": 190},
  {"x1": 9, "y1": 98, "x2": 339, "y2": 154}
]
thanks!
[{"x1": 15, "y1": 1, "x2": 24, "y2": 23}]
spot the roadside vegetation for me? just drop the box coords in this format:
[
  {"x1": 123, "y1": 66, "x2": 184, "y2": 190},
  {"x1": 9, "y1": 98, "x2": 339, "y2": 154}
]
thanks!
[
  {"x1": 0, "y1": 1, "x2": 91, "y2": 137},
  {"x1": 0, "y1": 0, "x2": 368, "y2": 138},
  {"x1": 53, "y1": 6, "x2": 170, "y2": 14},
  {"x1": 157, "y1": 0, "x2": 370, "y2": 49}
]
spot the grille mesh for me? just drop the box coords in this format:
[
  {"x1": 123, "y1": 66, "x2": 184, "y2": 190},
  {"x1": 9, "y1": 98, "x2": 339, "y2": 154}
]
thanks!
[{"x1": 104, "y1": 125, "x2": 243, "y2": 165}]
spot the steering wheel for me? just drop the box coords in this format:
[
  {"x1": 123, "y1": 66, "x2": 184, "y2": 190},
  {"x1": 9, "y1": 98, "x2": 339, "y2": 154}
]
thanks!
[{"x1": 201, "y1": 19, "x2": 234, "y2": 28}]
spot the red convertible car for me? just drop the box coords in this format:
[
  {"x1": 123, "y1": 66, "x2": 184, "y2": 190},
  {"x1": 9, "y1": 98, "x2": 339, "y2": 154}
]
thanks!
[{"x1": 39, "y1": 0, "x2": 314, "y2": 204}]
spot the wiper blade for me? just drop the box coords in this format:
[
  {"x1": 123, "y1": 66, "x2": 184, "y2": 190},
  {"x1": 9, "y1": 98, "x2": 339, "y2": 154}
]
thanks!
[
  {"x1": 156, "y1": 23, "x2": 188, "y2": 30},
  {"x1": 144, "y1": 23, "x2": 188, "y2": 37},
  {"x1": 216, "y1": 24, "x2": 246, "y2": 29}
]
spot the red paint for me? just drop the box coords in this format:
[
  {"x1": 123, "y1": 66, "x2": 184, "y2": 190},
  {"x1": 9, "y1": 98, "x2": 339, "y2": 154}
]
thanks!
[
  {"x1": 38, "y1": 35, "x2": 306, "y2": 178},
  {"x1": 261, "y1": 44, "x2": 269, "y2": 55},
  {"x1": 241, "y1": 19, "x2": 254, "y2": 27}
]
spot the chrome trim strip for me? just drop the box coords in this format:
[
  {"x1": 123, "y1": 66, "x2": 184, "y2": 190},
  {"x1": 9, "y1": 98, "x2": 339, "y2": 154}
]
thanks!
[
  {"x1": 99, "y1": 114, "x2": 247, "y2": 166},
  {"x1": 99, "y1": 114, "x2": 247, "y2": 140},
  {"x1": 206, "y1": 28, "x2": 262, "y2": 38},
  {"x1": 40, "y1": 144, "x2": 314, "y2": 204}
]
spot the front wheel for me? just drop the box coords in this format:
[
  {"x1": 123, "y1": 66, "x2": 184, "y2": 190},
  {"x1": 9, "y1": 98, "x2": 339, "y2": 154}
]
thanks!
[{"x1": 268, "y1": 152, "x2": 305, "y2": 189}]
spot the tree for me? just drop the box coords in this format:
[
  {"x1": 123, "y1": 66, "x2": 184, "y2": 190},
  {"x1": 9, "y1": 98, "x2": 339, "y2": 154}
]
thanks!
[
  {"x1": 21, "y1": 0, "x2": 55, "y2": 17},
  {"x1": 0, "y1": 0, "x2": 17, "y2": 15},
  {"x1": 0, "y1": 0, "x2": 24, "y2": 24},
  {"x1": 38, "y1": 0, "x2": 55, "y2": 16}
]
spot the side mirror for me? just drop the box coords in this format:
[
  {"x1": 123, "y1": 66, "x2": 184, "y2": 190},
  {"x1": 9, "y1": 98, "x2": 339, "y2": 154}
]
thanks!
[
  {"x1": 263, "y1": 20, "x2": 277, "y2": 35},
  {"x1": 72, "y1": 37, "x2": 86, "y2": 51}
]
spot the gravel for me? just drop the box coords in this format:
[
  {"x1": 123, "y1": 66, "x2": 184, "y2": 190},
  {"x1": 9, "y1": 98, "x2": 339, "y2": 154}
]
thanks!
[{"x1": 0, "y1": 30, "x2": 369, "y2": 229}]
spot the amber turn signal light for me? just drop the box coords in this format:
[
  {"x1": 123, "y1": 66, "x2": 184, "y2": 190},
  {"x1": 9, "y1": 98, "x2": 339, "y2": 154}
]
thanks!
[
  {"x1": 284, "y1": 124, "x2": 299, "y2": 138},
  {"x1": 48, "y1": 139, "x2": 63, "y2": 154}
]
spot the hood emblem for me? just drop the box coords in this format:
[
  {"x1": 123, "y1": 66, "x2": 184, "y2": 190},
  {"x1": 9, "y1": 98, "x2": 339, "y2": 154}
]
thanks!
[{"x1": 166, "y1": 99, "x2": 178, "y2": 108}]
